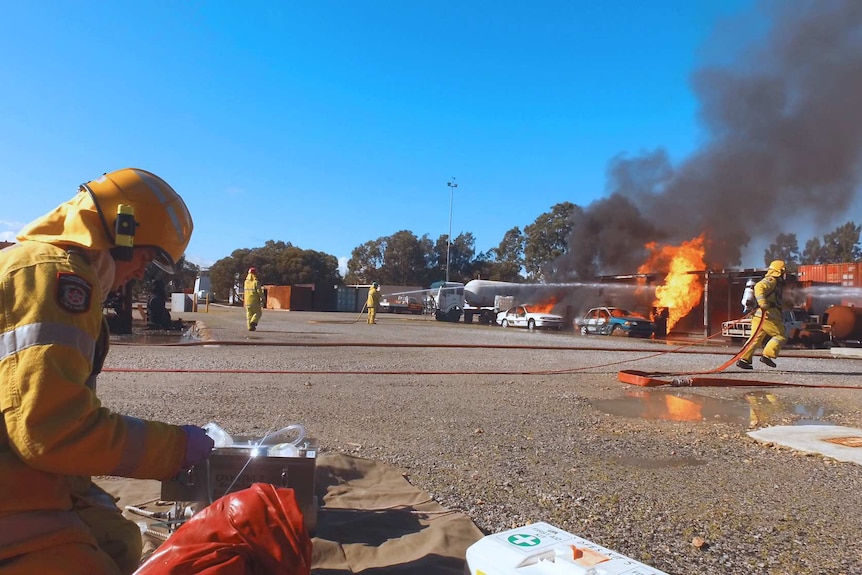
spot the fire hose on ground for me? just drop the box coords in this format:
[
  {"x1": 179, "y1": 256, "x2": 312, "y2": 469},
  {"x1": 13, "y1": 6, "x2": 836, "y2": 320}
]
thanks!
[{"x1": 106, "y1": 318, "x2": 862, "y2": 390}]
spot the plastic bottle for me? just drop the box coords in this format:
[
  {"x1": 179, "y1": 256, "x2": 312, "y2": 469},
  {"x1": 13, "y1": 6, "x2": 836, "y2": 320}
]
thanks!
[
  {"x1": 203, "y1": 422, "x2": 234, "y2": 447},
  {"x1": 267, "y1": 443, "x2": 300, "y2": 457},
  {"x1": 262, "y1": 424, "x2": 306, "y2": 457}
]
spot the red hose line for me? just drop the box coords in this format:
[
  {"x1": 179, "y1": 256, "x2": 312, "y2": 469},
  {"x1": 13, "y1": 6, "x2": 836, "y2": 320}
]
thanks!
[
  {"x1": 104, "y1": 367, "x2": 568, "y2": 375},
  {"x1": 114, "y1": 339, "x2": 724, "y2": 352},
  {"x1": 108, "y1": 318, "x2": 860, "y2": 389}
]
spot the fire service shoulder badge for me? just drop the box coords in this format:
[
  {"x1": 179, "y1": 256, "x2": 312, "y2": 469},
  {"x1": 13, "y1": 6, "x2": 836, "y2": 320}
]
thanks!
[{"x1": 57, "y1": 272, "x2": 92, "y2": 313}]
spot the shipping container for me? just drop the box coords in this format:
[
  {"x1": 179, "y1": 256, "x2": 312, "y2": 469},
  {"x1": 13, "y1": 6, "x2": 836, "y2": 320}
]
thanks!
[
  {"x1": 336, "y1": 285, "x2": 369, "y2": 313},
  {"x1": 798, "y1": 263, "x2": 862, "y2": 287},
  {"x1": 309, "y1": 284, "x2": 337, "y2": 311},
  {"x1": 797, "y1": 264, "x2": 828, "y2": 284},
  {"x1": 263, "y1": 285, "x2": 313, "y2": 311}
]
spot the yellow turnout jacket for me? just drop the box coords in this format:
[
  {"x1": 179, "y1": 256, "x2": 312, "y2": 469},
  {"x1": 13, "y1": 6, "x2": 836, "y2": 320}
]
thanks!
[
  {"x1": 244, "y1": 273, "x2": 263, "y2": 308},
  {"x1": 0, "y1": 241, "x2": 187, "y2": 560}
]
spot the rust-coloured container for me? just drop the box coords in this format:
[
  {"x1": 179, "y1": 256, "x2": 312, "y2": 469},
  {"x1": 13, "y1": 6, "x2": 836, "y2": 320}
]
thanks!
[
  {"x1": 827, "y1": 263, "x2": 858, "y2": 286},
  {"x1": 823, "y1": 305, "x2": 862, "y2": 341},
  {"x1": 264, "y1": 285, "x2": 313, "y2": 310},
  {"x1": 797, "y1": 264, "x2": 828, "y2": 284},
  {"x1": 798, "y1": 263, "x2": 862, "y2": 287}
]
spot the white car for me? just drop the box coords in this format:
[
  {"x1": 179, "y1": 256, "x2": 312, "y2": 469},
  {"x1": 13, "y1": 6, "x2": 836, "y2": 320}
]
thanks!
[{"x1": 496, "y1": 305, "x2": 564, "y2": 330}]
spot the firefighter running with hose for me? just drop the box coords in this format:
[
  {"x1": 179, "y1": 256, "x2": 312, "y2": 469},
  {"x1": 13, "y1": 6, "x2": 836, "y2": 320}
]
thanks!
[
  {"x1": 0, "y1": 168, "x2": 215, "y2": 575},
  {"x1": 737, "y1": 260, "x2": 788, "y2": 370},
  {"x1": 244, "y1": 267, "x2": 264, "y2": 331}
]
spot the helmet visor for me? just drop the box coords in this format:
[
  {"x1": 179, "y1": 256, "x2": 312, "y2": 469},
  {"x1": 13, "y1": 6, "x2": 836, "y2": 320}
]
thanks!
[{"x1": 151, "y1": 247, "x2": 177, "y2": 273}]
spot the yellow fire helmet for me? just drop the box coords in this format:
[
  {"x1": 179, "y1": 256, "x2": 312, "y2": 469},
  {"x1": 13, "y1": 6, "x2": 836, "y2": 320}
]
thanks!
[
  {"x1": 766, "y1": 259, "x2": 787, "y2": 279},
  {"x1": 17, "y1": 168, "x2": 193, "y2": 273}
]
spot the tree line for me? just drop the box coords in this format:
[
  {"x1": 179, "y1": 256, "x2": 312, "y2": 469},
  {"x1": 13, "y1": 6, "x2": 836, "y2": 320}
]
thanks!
[
  {"x1": 196, "y1": 202, "x2": 580, "y2": 299},
  {"x1": 147, "y1": 206, "x2": 859, "y2": 301},
  {"x1": 763, "y1": 221, "x2": 862, "y2": 271}
]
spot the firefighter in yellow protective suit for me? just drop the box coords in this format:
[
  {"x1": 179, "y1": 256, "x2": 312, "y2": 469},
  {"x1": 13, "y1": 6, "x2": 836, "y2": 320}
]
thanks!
[
  {"x1": 244, "y1": 267, "x2": 264, "y2": 331},
  {"x1": 0, "y1": 169, "x2": 215, "y2": 574},
  {"x1": 737, "y1": 260, "x2": 788, "y2": 370},
  {"x1": 366, "y1": 281, "x2": 381, "y2": 325}
]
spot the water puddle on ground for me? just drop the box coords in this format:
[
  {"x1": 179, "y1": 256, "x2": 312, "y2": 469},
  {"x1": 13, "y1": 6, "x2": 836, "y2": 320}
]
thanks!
[
  {"x1": 111, "y1": 327, "x2": 201, "y2": 346},
  {"x1": 591, "y1": 389, "x2": 829, "y2": 427}
]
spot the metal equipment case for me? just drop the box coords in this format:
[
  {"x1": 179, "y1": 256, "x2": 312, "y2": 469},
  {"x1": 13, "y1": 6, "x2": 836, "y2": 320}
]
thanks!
[{"x1": 161, "y1": 440, "x2": 318, "y2": 533}]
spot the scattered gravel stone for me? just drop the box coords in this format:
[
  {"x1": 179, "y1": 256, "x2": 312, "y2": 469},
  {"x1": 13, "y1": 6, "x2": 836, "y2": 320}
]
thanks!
[{"x1": 100, "y1": 306, "x2": 862, "y2": 575}]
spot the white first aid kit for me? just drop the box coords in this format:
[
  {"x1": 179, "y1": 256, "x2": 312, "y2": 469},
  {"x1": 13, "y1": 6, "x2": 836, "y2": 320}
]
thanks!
[{"x1": 465, "y1": 522, "x2": 670, "y2": 575}]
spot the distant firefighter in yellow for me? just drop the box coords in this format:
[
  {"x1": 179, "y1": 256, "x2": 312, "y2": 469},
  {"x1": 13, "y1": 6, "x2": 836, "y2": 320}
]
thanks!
[
  {"x1": 366, "y1": 281, "x2": 381, "y2": 325},
  {"x1": 737, "y1": 260, "x2": 788, "y2": 370},
  {"x1": 244, "y1": 267, "x2": 264, "y2": 331}
]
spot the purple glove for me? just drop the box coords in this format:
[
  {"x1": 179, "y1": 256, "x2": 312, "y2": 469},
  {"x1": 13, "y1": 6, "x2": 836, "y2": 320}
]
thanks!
[{"x1": 180, "y1": 425, "x2": 215, "y2": 469}]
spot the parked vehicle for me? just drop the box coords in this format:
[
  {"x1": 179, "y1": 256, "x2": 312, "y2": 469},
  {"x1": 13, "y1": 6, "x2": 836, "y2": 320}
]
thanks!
[
  {"x1": 194, "y1": 272, "x2": 215, "y2": 303},
  {"x1": 575, "y1": 307, "x2": 654, "y2": 337},
  {"x1": 429, "y1": 280, "x2": 562, "y2": 324},
  {"x1": 496, "y1": 305, "x2": 565, "y2": 330},
  {"x1": 380, "y1": 294, "x2": 424, "y2": 315},
  {"x1": 722, "y1": 307, "x2": 831, "y2": 348},
  {"x1": 429, "y1": 281, "x2": 517, "y2": 323}
]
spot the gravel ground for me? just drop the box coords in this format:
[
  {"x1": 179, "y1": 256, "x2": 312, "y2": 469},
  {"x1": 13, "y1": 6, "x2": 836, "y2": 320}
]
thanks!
[{"x1": 100, "y1": 305, "x2": 862, "y2": 575}]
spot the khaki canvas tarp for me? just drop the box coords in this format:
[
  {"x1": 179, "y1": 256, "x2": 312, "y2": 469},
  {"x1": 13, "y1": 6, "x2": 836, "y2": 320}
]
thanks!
[{"x1": 96, "y1": 453, "x2": 484, "y2": 574}]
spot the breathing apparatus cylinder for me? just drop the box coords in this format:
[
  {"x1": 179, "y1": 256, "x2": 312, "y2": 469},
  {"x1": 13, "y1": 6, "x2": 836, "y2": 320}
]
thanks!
[{"x1": 741, "y1": 279, "x2": 757, "y2": 314}]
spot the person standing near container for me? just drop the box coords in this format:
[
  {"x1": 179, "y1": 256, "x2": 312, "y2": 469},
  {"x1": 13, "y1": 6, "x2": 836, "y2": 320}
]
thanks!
[
  {"x1": 366, "y1": 281, "x2": 381, "y2": 325},
  {"x1": 244, "y1": 266, "x2": 264, "y2": 331},
  {"x1": 0, "y1": 168, "x2": 214, "y2": 574},
  {"x1": 146, "y1": 278, "x2": 173, "y2": 329},
  {"x1": 737, "y1": 260, "x2": 788, "y2": 370}
]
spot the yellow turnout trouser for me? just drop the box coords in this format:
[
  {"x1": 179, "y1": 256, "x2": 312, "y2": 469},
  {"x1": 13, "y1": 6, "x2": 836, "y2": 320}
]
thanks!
[
  {"x1": 247, "y1": 305, "x2": 262, "y2": 329},
  {"x1": 1, "y1": 482, "x2": 142, "y2": 575},
  {"x1": 740, "y1": 312, "x2": 786, "y2": 362},
  {"x1": 0, "y1": 542, "x2": 122, "y2": 575}
]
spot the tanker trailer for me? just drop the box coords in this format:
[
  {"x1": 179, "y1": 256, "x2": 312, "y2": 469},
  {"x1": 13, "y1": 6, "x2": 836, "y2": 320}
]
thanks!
[
  {"x1": 429, "y1": 280, "x2": 513, "y2": 323},
  {"x1": 431, "y1": 280, "x2": 568, "y2": 324},
  {"x1": 823, "y1": 305, "x2": 862, "y2": 343}
]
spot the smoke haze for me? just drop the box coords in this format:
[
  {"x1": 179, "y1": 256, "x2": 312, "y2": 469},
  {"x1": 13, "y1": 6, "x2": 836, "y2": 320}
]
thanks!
[{"x1": 559, "y1": 0, "x2": 862, "y2": 278}]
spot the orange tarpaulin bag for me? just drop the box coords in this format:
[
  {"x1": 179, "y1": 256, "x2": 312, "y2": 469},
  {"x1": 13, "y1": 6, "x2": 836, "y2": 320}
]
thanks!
[{"x1": 136, "y1": 483, "x2": 312, "y2": 575}]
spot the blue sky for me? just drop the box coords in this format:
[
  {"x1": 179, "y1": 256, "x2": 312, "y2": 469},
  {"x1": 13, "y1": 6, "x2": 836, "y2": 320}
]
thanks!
[{"x1": 1, "y1": 0, "x2": 758, "y2": 274}]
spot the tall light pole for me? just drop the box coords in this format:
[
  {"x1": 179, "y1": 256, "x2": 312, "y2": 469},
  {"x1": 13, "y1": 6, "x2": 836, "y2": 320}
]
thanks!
[{"x1": 446, "y1": 177, "x2": 458, "y2": 283}]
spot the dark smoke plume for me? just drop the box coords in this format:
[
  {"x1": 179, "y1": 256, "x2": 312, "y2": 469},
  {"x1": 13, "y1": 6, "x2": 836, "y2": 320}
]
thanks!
[{"x1": 559, "y1": 0, "x2": 862, "y2": 278}]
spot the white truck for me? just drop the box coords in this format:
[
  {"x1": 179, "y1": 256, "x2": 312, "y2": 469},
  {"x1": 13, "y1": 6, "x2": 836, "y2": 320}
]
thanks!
[
  {"x1": 429, "y1": 279, "x2": 562, "y2": 324},
  {"x1": 428, "y1": 281, "x2": 512, "y2": 323},
  {"x1": 193, "y1": 272, "x2": 215, "y2": 303},
  {"x1": 721, "y1": 307, "x2": 831, "y2": 348}
]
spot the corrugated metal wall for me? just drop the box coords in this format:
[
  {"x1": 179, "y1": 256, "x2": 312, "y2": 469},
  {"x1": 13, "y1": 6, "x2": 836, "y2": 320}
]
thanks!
[
  {"x1": 798, "y1": 263, "x2": 861, "y2": 287},
  {"x1": 336, "y1": 286, "x2": 368, "y2": 313}
]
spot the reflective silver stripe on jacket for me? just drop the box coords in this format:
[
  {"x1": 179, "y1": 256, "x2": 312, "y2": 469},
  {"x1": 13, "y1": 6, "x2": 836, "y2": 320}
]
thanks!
[
  {"x1": 109, "y1": 416, "x2": 147, "y2": 476},
  {"x1": 0, "y1": 322, "x2": 95, "y2": 363},
  {"x1": 0, "y1": 510, "x2": 88, "y2": 549}
]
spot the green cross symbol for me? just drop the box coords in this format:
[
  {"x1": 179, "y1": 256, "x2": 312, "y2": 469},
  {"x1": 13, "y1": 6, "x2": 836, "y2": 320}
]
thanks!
[{"x1": 508, "y1": 533, "x2": 541, "y2": 547}]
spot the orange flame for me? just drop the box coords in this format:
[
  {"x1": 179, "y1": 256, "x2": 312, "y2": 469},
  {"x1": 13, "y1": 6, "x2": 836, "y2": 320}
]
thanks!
[
  {"x1": 529, "y1": 296, "x2": 559, "y2": 314},
  {"x1": 638, "y1": 235, "x2": 706, "y2": 331}
]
